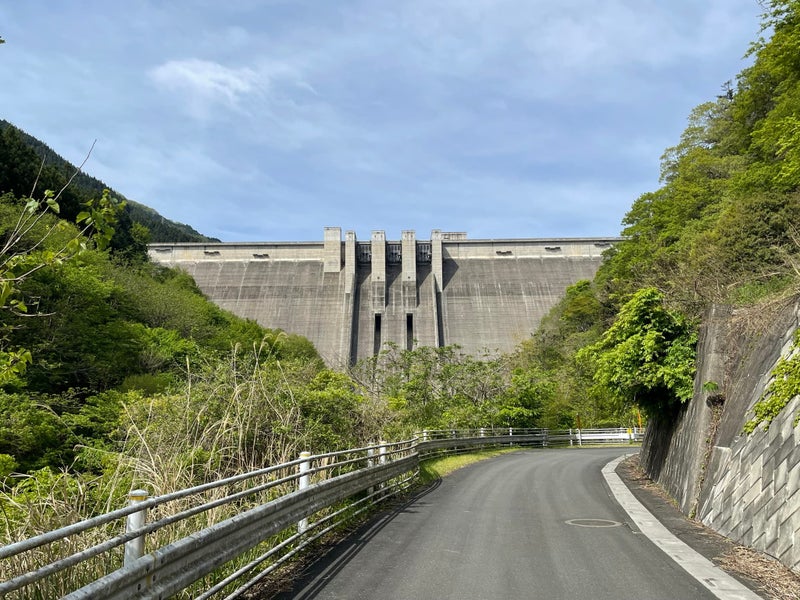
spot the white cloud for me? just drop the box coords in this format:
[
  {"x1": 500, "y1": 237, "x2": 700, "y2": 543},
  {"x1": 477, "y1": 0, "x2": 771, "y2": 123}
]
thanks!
[{"x1": 148, "y1": 59, "x2": 260, "y2": 117}]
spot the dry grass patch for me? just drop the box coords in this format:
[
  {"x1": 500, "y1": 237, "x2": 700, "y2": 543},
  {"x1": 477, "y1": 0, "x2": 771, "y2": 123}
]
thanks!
[{"x1": 717, "y1": 546, "x2": 800, "y2": 600}]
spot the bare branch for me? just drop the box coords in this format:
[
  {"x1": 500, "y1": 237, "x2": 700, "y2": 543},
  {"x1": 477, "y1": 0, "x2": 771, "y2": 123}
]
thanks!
[
  {"x1": 51, "y1": 139, "x2": 97, "y2": 205},
  {"x1": 28, "y1": 157, "x2": 46, "y2": 200}
]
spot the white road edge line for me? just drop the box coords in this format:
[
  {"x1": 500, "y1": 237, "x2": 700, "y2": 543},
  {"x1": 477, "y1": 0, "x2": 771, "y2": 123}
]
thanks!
[{"x1": 602, "y1": 454, "x2": 763, "y2": 600}]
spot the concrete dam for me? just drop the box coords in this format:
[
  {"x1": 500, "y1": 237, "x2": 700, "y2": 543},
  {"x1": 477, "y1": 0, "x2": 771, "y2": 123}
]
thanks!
[{"x1": 148, "y1": 228, "x2": 618, "y2": 366}]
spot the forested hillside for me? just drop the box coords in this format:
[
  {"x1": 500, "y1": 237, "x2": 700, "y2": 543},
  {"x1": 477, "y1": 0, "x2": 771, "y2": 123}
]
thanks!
[
  {"x1": 514, "y1": 0, "x2": 800, "y2": 429},
  {"x1": 0, "y1": 120, "x2": 217, "y2": 244}
]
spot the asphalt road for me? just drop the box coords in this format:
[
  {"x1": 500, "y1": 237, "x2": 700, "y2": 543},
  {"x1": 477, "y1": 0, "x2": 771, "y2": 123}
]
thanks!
[{"x1": 275, "y1": 447, "x2": 721, "y2": 600}]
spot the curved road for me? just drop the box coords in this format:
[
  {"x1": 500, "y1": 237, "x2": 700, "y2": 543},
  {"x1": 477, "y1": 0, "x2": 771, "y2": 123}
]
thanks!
[{"x1": 276, "y1": 447, "x2": 734, "y2": 600}]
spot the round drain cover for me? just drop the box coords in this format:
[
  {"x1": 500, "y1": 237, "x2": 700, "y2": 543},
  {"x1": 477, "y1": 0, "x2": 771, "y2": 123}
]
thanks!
[{"x1": 565, "y1": 518, "x2": 621, "y2": 528}]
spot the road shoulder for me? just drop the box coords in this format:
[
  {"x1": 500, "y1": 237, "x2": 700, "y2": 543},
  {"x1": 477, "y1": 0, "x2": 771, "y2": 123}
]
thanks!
[{"x1": 615, "y1": 453, "x2": 800, "y2": 600}]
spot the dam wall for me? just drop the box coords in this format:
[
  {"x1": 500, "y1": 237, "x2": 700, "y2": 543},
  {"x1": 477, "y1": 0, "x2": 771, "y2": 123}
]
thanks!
[{"x1": 149, "y1": 228, "x2": 618, "y2": 366}]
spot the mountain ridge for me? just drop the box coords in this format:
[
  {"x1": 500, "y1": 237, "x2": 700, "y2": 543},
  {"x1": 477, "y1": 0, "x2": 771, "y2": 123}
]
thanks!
[{"x1": 0, "y1": 119, "x2": 218, "y2": 243}]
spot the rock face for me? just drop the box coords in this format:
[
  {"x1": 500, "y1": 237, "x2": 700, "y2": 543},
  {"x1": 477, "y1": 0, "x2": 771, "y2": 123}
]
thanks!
[
  {"x1": 149, "y1": 228, "x2": 618, "y2": 366},
  {"x1": 640, "y1": 300, "x2": 800, "y2": 573}
]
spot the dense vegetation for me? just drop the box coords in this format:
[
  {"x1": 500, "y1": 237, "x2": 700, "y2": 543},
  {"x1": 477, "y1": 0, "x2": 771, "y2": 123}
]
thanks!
[
  {"x1": 0, "y1": 190, "x2": 338, "y2": 469},
  {"x1": 351, "y1": 343, "x2": 547, "y2": 436},
  {"x1": 512, "y1": 0, "x2": 800, "y2": 427},
  {"x1": 2, "y1": 0, "x2": 800, "y2": 555},
  {"x1": 610, "y1": 0, "x2": 800, "y2": 307}
]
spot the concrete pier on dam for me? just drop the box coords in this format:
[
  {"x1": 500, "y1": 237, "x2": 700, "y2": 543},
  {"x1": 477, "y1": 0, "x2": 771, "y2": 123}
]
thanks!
[{"x1": 148, "y1": 228, "x2": 619, "y2": 367}]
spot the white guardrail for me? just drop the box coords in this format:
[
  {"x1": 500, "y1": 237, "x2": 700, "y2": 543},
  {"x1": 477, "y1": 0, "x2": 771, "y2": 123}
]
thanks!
[{"x1": 0, "y1": 427, "x2": 643, "y2": 599}]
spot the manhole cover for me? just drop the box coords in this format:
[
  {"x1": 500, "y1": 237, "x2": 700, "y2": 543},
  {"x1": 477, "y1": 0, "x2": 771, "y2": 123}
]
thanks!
[{"x1": 565, "y1": 518, "x2": 621, "y2": 528}]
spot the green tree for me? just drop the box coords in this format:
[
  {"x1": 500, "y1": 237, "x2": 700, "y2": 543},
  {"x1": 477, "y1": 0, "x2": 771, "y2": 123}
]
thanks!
[
  {"x1": 0, "y1": 188, "x2": 124, "y2": 384},
  {"x1": 511, "y1": 279, "x2": 624, "y2": 428},
  {"x1": 0, "y1": 393, "x2": 77, "y2": 471},
  {"x1": 578, "y1": 288, "x2": 697, "y2": 417}
]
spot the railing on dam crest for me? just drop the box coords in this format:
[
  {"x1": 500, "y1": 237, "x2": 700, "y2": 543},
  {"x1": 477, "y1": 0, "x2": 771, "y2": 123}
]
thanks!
[{"x1": 0, "y1": 427, "x2": 643, "y2": 599}]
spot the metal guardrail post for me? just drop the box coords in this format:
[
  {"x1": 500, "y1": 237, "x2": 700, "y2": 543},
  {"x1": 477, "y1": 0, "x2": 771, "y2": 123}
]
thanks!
[
  {"x1": 367, "y1": 447, "x2": 375, "y2": 496},
  {"x1": 577, "y1": 429, "x2": 583, "y2": 447},
  {"x1": 479, "y1": 427, "x2": 485, "y2": 437},
  {"x1": 124, "y1": 489, "x2": 149, "y2": 567},
  {"x1": 297, "y1": 451, "x2": 312, "y2": 534},
  {"x1": 377, "y1": 442, "x2": 388, "y2": 496},
  {"x1": 378, "y1": 442, "x2": 387, "y2": 465}
]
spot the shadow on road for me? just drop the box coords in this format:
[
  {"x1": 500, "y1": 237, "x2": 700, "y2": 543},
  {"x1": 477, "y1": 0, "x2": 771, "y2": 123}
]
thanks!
[{"x1": 269, "y1": 478, "x2": 443, "y2": 599}]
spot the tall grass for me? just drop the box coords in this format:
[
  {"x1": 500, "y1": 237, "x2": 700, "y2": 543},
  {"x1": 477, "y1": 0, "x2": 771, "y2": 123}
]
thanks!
[{"x1": 1, "y1": 348, "x2": 385, "y2": 599}]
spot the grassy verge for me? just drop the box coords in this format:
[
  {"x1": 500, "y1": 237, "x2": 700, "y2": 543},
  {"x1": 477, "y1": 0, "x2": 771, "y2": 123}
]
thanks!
[{"x1": 417, "y1": 447, "x2": 522, "y2": 484}]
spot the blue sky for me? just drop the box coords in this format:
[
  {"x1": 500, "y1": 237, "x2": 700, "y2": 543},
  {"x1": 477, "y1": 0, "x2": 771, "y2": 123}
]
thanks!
[{"x1": 1, "y1": 1, "x2": 763, "y2": 242}]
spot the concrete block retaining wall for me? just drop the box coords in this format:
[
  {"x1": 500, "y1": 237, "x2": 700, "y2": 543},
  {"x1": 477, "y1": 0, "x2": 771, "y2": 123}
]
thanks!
[
  {"x1": 699, "y1": 396, "x2": 800, "y2": 570},
  {"x1": 641, "y1": 301, "x2": 800, "y2": 573}
]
